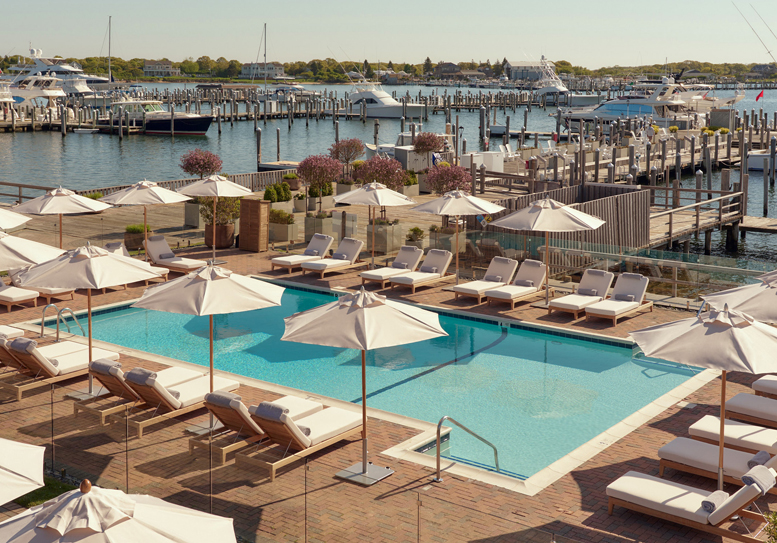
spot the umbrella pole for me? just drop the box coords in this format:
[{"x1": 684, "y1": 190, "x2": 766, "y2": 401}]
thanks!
[
  {"x1": 455, "y1": 216, "x2": 459, "y2": 285},
  {"x1": 59, "y1": 213, "x2": 63, "y2": 249},
  {"x1": 87, "y1": 288, "x2": 93, "y2": 394},
  {"x1": 209, "y1": 314, "x2": 214, "y2": 393},
  {"x1": 371, "y1": 206, "x2": 375, "y2": 269},
  {"x1": 718, "y1": 370, "x2": 727, "y2": 490},
  {"x1": 212, "y1": 197, "x2": 217, "y2": 263},
  {"x1": 545, "y1": 231, "x2": 550, "y2": 306},
  {"x1": 143, "y1": 206, "x2": 148, "y2": 262},
  {"x1": 362, "y1": 349, "x2": 368, "y2": 474}
]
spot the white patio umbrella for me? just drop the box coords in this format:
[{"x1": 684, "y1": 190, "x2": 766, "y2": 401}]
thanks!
[
  {"x1": 177, "y1": 175, "x2": 252, "y2": 262},
  {"x1": 0, "y1": 232, "x2": 65, "y2": 271},
  {"x1": 131, "y1": 264, "x2": 285, "y2": 392},
  {"x1": 0, "y1": 438, "x2": 45, "y2": 505},
  {"x1": 701, "y1": 273, "x2": 777, "y2": 323},
  {"x1": 334, "y1": 182, "x2": 416, "y2": 267},
  {"x1": 282, "y1": 287, "x2": 447, "y2": 485},
  {"x1": 99, "y1": 180, "x2": 191, "y2": 261},
  {"x1": 411, "y1": 190, "x2": 505, "y2": 281},
  {"x1": 0, "y1": 208, "x2": 32, "y2": 230},
  {"x1": 630, "y1": 307, "x2": 777, "y2": 490},
  {"x1": 489, "y1": 198, "x2": 605, "y2": 305},
  {"x1": 0, "y1": 479, "x2": 236, "y2": 543},
  {"x1": 16, "y1": 246, "x2": 161, "y2": 390},
  {"x1": 13, "y1": 187, "x2": 111, "y2": 249}
]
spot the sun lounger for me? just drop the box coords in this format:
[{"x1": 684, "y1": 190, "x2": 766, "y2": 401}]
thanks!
[
  {"x1": 752, "y1": 375, "x2": 777, "y2": 400},
  {"x1": 0, "y1": 326, "x2": 23, "y2": 340},
  {"x1": 121, "y1": 368, "x2": 239, "y2": 437},
  {"x1": 0, "y1": 284, "x2": 39, "y2": 312},
  {"x1": 585, "y1": 272, "x2": 653, "y2": 325},
  {"x1": 103, "y1": 242, "x2": 169, "y2": 286},
  {"x1": 452, "y1": 256, "x2": 519, "y2": 304},
  {"x1": 8, "y1": 268, "x2": 74, "y2": 305},
  {"x1": 725, "y1": 393, "x2": 777, "y2": 429},
  {"x1": 271, "y1": 234, "x2": 334, "y2": 273},
  {"x1": 301, "y1": 238, "x2": 365, "y2": 279},
  {"x1": 189, "y1": 392, "x2": 324, "y2": 464},
  {"x1": 144, "y1": 235, "x2": 207, "y2": 274},
  {"x1": 689, "y1": 415, "x2": 777, "y2": 455},
  {"x1": 658, "y1": 436, "x2": 777, "y2": 492},
  {"x1": 0, "y1": 338, "x2": 119, "y2": 400},
  {"x1": 235, "y1": 404, "x2": 362, "y2": 481},
  {"x1": 360, "y1": 245, "x2": 424, "y2": 288},
  {"x1": 485, "y1": 259, "x2": 548, "y2": 309},
  {"x1": 390, "y1": 249, "x2": 453, "y2": 294},
  {"x1": 607, "y1": 468, "x2": 772, "y2": 542},
  {"x1": 548, "y1": 269, "x2": 615, "y2": 319},
  {"x1": 73, "y1": 359, "x2": 205, "y2": 425}
]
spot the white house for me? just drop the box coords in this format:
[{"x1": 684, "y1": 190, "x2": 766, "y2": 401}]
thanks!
[
  {"x1": 143, "y1": 60, "x2": 180, "y2": 77},
  {"x1": 240, "y1": 62, "x2": 285, "y2": 79},
  {"x1": 504, "y1": 60, "x2": 555, "y2": 81}
]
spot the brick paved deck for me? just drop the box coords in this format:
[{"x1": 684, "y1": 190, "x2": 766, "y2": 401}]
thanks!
[{"x1": 0, "y1": 245, "x2": 768, "y2": 543}]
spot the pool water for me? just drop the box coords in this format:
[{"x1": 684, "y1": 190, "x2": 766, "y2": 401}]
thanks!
[{"x1": 80, "y1": 288, "x2": 696, "y2": 479}]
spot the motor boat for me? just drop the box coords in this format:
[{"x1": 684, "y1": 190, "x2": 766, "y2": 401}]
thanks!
[
  {"x1": 348, "y1": 82, "x2": 424, "y2": 119},
  {"x1": 7, "y1": 48, "x2": 112, "y2": 91},
  {"x1": 9, "y1": 75, "x2": 66, "y2": 107},
  {"x1": 532, "y1": 56, "x2": 569, "y2": 96},
  {"x1": 0, "y1": 83, "x2": 14, "y2": 105},
  {"x1": 631, "y1": 77, "x2": 744, "y2": 112},
  {"x1": 100, "y1": 98, "x2": 213, "y2": 135}
]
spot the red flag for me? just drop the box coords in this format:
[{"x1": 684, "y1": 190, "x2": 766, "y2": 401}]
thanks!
[{"x1": 757, "y1": 89, "x2": 764, "y2": 101}]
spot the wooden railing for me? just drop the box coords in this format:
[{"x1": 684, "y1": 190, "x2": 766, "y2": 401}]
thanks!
[
  {"x1": 0, "y1": 182, "x2": 57, "y2": 204},
  {"x1": 649, "y1": 189, "x2": 744, "y2": 242}
]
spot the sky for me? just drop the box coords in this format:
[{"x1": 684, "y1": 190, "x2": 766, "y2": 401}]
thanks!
[{"x1": 3, "y1": 0, "x2": 777, "y2": 69}]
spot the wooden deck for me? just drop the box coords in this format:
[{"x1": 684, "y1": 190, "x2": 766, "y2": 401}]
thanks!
[
  {"x1": 649, "y1": 207, "x2": 741, "y2": 246},
  {"x1": 740, "y1": 215, "x2": 777, "y2": 234}
]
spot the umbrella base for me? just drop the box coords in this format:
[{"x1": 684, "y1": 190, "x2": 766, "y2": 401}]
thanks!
[
  {"x1": 530, "y1": 301, "x2": 551, "y2": 309},
  {"x1": 335, "y1": 462, "x2": 394, "y2": 486}
]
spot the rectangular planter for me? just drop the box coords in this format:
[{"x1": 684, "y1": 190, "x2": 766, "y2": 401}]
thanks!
[
  {"x1": 400, "y1": 184, "x2": 420, "y2": 198},
  {"x1": 304, "y1": 217, "x2": 333, "y2": 242},
  {"x1": 336, "y1": 183, "x2": 358, "y2": 195},
  {"x1": 270, "y1": 200, "x2": 294, "y2": 214},
  {"x1": 307, "y1": 194, "x2": 334, "y2": 211},
  {"x1": 269, "y1": 222, "x2": 299, "y2": 243},
  {"x1": 366, "y1": 224, "x2": 403, "y2": 255},
  {"x1": 184, "y1": 201, "x2": 205, "y2": 228},
  {"x1": 417, "y1": 173, "x2": 432, "y2": 194},
  {"x1": 331, "y1": 212, "x2": 358, "y2": 241},
  {"x1": 293, "y1": 198, "x2": 307, "y2": 213}
]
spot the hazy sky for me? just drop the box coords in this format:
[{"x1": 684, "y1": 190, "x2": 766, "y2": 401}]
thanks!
[{"x1": 4, "y1": 0, "x2": 777, "y2": 69}]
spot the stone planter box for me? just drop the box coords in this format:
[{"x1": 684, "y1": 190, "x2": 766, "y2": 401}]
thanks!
[
  {"x1": 293, "y1": 198, "x2": 307, "y2": 213},
  {"x1": 336, "y1": 183, "x2": 358, "y2": 195},
  {"x1": 284, "y1": 177, "x2": 302, "y2": 190},
  {"x1": 184, "y1": 201, "x2": 205, "y2": 228},
  {"x1": 307, "y1": 195, "x2": 334, "y2": 211},
  {"x1": 269, "y1": 222, "x2": 299, "y2": 243},
  {"x1": 204, "y1": 224, "x2": 235, "y2": 249},
  {"x1": 124, "y1": 231, "x2": 152, "y2": 251},
  {"x1": 417, "y1": 173, "x2": 432, "y2": 194},
  {"x1": 405, "y1": 238, "x2": 428, "y2": 251},
  {"x1": 366, "y1": 224, "x2": 403, "y2": 255},
  {"x1": 271, "y1": 200, "x2": 294, "y2": 214},
  {"x1": 400, "y1": 184, "x2": 420, "y2": 198},
  {"x1": 304, "y1": 217, "x2": 333, "y2": 242}
]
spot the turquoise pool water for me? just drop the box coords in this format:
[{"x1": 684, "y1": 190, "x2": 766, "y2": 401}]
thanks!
[{"x1": 75, "y1": 288, "x2": 696, "y2": 479}]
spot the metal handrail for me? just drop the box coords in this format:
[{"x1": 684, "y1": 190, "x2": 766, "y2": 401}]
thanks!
[
  {"x1": 432, "y1": 416, "x2": 499, "y2": 482},
  {"x1": 40, "y1": 304, "x2": 59, "y2": 338},
  {"x1": 56, "y1": 308, "x2": 85, "y2": 342}
]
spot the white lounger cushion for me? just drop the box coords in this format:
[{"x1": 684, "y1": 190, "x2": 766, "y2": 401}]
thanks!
[
  {"x1": 273, "y1": 234, "x2": 333, "y2": 266},
  {"x1": 303, "y1": 259, "x2": 355, "y2": 271},
  {"x1": 149, "y1": 266, "x2": 169, "y2": 276},
  {"x1": 753, "y1": 375, "x2": 777, "y2": 396},
  {"x1": 248, "y1": 395, "x2": 323, "y2": 421},
  {"x1": 659, "y1": 436, "x2": 777, "y2": 478},
  {"x1": 391, "y1": 271, "x2": 441, "y2": 284},
  {"x1": 453, "y1": 280, "x2": 507, "y2": 296},
  {"x1": 549, "y1": 294, "x2": 603, "y2": 311},
  {"x1": 154, "y1": 257, "x2": 204, "y2": 270},
  {"x1": 584, "y1": 299, "x2": 640, "y2": 316},
  {"x1": 0, "y1": 285, "x2": 38, "y2": 302},
  {"x1": 551, "y1": 269, "x2": 614, "y2": 311},
  {"x1": 168, "y1": 375, "x2": 239, "y2": 409},
  {"x1": 294, "y1": 407, "x2": 362, "y2": 446},
  {"x1": 0, "y1": 325, "x2": 24, "y2": 339},
  {"x1": 37, "y1": 341, "x2": 87, "y2": 358},
  {"x1": 361, "y1": 267, "x2": 409, "y2": 281},
  {"x1": 727, "y1": 393, "x2": 777, "y2": 421},
  {"x1": 272, "y1": 254, "x2": 321, "y2": 266},
  {"x1": 151, "y1": 366, "x2": 205, "y2": 388},
  {"x1": 453, "y1": 257, "x2": 518, "y2": 296},
  {"x1": 361, "y1": 246, "x2": 423, "y2": 281},
  {"x1": 484, "y1": 285, "x2": 537, "y2": 300},
  {"x1": 689, "y1": 415, "x2": 777, "y2": 454},
  {"x1": 47, "y1": 347, "x2": 120, "y2": 375}
]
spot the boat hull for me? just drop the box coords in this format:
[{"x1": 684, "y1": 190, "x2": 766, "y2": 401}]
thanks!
[
  {"x1": 101, "y1": 115, "x2": 213, "y2": 136},
  {"x1": 361, "y1": 104, "x2": 425, "y2": 119}
]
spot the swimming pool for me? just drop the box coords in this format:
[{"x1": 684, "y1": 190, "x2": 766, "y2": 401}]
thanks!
[{"x1": 69, "y1": 287, "x2": 697, "y2": 479}]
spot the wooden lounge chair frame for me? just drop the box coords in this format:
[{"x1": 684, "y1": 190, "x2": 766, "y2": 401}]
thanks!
[
  {"x1": 113, "y1": 380, "x2": 206, "y2": 438},
  {"x1": 585, "y1": 298, "x2": 654, "y2": 326},
  {"x1": 658, "y1": 456, "x2": 777, "y2": 496},
  {"x1": 487, "y1": 285, "x2": 554, "y2": 310},
  {"x1": 608, "y1": 495, "x2": 767, "y2": 543},
  {"x1": 188, "y1": 401, "x2": 267, "y2": 464},
  {"x1": 0, "y1": 291, "x2": 38, "y2": 312},
  {"x1": 306, "y1": 259, "x2": 369, "y2": 280},
  {"x1": 0, "y1": 345, "x2": 89, "y2": 401},
  {"x1": 234, "y1": 416, "x2": 362, "y2": 481},
  {"x1": 391, "y1": 272, "x2": 455, "y2": 294},
  {"x1": 144, "y1": 237, "x2": 207, "y2": 275},
  {"x1": 73, "y1": 370, "x2": 142, "y2": 425}
]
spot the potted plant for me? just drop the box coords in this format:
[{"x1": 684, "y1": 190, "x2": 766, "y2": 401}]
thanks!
[
  {"x1": 413, "y1": 132, "x2": 446, "y2": 171},
  {"x1": 425, "y1": 163, "x2": 472, "y2": 195},
  {"x1": 180, "y1": 149, "x2": 223, "y2": 228},
  {"x1": 264, "y1": 181, "x2": 294, "y2": 214},
  {"x1": 268, "y1": 209, "x2": 299, "y2": 242},
  {"x1": 283, "y1": 172, "x2": 302, "y2": 191},
  {"x1": 304, "y1": 210, "x2": 333, "y2": 242},
  {"x1": 124, "y1": 223, "x2": 152, "y2": 250},
  {"x1": 367, "y1": 217, "x2": 402, "y2": 254},
  {"x1": 307, "y1": 181, "x2": 334, "y2": 211},
  {"x1": 297, "y1": 155, "x2": 341, "y2": 213},
  {"x1": 400, "y1": 170, "x2": 419, "y2": 198},
  {"x1": 198, "y1": 196, "x2": 241, "y2": 249},
  {"x1": 293, "y1": 192, "x2": 306, "y2": 213},
  {"x1": 336, "y1": 178, "x2": 357, "y2": 195},
  {"x1": 358, "y1": 156, "x2": 405, "y2": 192},
  {"x1": 406, "y1": 226, "x2": 426, "y2": 250}
]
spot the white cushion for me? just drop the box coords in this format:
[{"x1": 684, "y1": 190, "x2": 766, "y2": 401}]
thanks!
[
  {"x1": 169, "y1": 375, "x2": 239, "y2": 408},
  {"x1": 49, "y1": 347, "x2": 120, "y2": 375},
  {"x1": 585, "y1": 299, "x2": 640, "y2": 317},
  {"x1": 391, "y1": 271, "x2": 441, "y2": 285},
  {"x1": 154, "y1": 366, "x2": 205, "y2": 388},
  {"x1": 658, "y1": 437, "x2": 772, "y2": 479},
  {"x1": 302, "y1": 259, "x2": 353, "y2": 271},
  {"x1": 606, "y1": 471, "x2": 710, "y2": 524},
  {"x1": 149, "y1": 266, "x2": 169, "y2": 276},
  {"x1": 753, "y1": 375, "x2": 777, "y2": 396},
  {"x1": 272, "y1": 254, "x2": 320, "y2": 266},
  {"x1": 0, "y1": 285, "x2": 38, "y2": 303},
  {"x1": 255, "y1": 395, "x2": 324, "y2": 421},
  {"x1": 38, "y1": 341, "x2": 86, "y2": 358},
  {"x1": 155, "y1": 257, "x2": 205, "y2": 270},
  {"x1": 0, "y1": 325, "x2": 24, "y2": 339},
  {"x1": 29, "y1": 287, "x2": 72, "y2": 296},
  {"x1": 689, "y1": 415, "x2": 777, "y2": 454},
  {"x1": 485, "y1": 285, "x2": 537, "y2": 300},
  {"x1": 727, "y1": 393, "x2": 777, "y2": 422},
  {"x1": 708, "y1": 483, "x2": 761, "y2": 525},
  {"x1": 361, "y1": 268, "x2": 407, "y2": 281},
  {"x1": 550, "y1": 294, "x2": 603, "y2": 311},
  {"x1": 294, "y1": 407, "x2": 362, "y2": 446},
  {"x1": 453, "y1": 280, "x2": 505, "y2": 296}
]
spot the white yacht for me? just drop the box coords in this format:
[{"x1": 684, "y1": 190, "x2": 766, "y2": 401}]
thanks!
[
  {"x1": 8, "y1": 49, "x2": 112, "y2": 91},
  {"x1": 532, "y1": 56, "x2": 568, "y2": 96},
  {"x1": 348, "y1": 82, "x2": 424, "y2": 119},
  {"x1": 10, "y1": 75, "x2": 66, "y2": 107},
  {"x1": 632, "y1": 78, "x2": 744, "y2": 112},
  {"x1": 0, "y1": 83, "x2": 14, "y2": 105}
]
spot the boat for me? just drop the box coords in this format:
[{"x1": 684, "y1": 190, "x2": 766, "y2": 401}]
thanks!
[
  {"x1": 747, "y1": 149, "x2": 772, "y2": 171},
  {"x1": 9, "y1": 75, "x2": 66, "y2": 107},
  {"x1": 348, "y1": 82, "x2": 425, "y2": 119},
  {"x1": 0, "y1": 83, "x2": 14, "y2": 105},
  {"x1": 100, "y1": 98, "x2": 213, "y2": 135},
  {"x1": 6, "y1": 48, "x2": 113, "y2": 91},
  {"x1": 631, "y1": 78, "x2": 744, "y2": 112},
  {"x1": 532, "y1": 56, "x2": 569, "y2": 96}
]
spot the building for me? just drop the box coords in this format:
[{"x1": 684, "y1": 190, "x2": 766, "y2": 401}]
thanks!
[
  {"x1": 460, "y1": 70, "x2": 485, "y2": 80},
  {"x1": 504, "y1": 60, "x2": 555, "y2": 81},
  {"x1": 240, "y1": 62, "x2": 285, "y2": 79},
  {"x1": 433, "y1": 62, "x2": 461, "y2": 78},
  {"x1": 143, "y1": 60, "x2": 180, "y2": 77}
]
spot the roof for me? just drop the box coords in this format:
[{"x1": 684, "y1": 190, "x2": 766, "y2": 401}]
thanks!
[
  {"x1": 506, "y1": 60, "x2": 554, "y2": 67},
  {"x1": 242, "y1": 62, "x2": 283, "y2": 68},
  {"x1": 144, "y1": 60, "x2": 172, "y2": 66},
  {"x1": 460, "y1": 70, "x2": 485, "y2": 77}
]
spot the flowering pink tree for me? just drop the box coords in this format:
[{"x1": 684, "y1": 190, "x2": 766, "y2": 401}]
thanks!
[
  {"x1": 329, "y1": 138, "x2": 365, "y2": 166},
  {"x1": 413, "y1": 132, "x2": 445, "y2": 154},
  {"x1": 425, "y1": 164, "x2": 473, "y2": 195},
  {"x1": 179, "y1": 149, "x2": 223, "y2": 178},
  {"x1": 297, "y1": 155, "x2": 341, "y2": 212},
  {"x1": 357, "y1": 156, "x2": 405, "y2": 192}
]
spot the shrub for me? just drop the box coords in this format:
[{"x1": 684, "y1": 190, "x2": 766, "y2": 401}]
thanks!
[
  {"x1": 85, "y1": 192, "x2": 103, "y2": 200},
  {"x1": 429, "y1": 224, "x2": 440, "y2": 233},
  {"x1": 263, "y1": 184, "x2": 278, "y2": 203},
  {"x1": 329, "y1": 138, "x2": 365, "y2": 165},
  {"x1": 280, "y1": 182, "x2": 292, "y2": 201},
  {"x1": 125, "y1": 224, "x2": 151, "y2": 234},
  {"x1": 297, "y1": 155, "x2": 341, "y2": 212},
  {"x1": 308, "y1": 182, "x2": 333, "y2": 198},
  {"x1": 413, "y1": 132, "x2": 445, "y2": 154},
  {"x1": 196, "y1": 196, "x2": 241, "y2": 225},
  {"x1": 306, "y1": 210, "x2": 332, "y2": 219},
  {"x1": 719, "y1": 128, "x2": 730, "y2": 134},
  {"x1": 668, "y1": 126, "x2": 679, "y2": 133},
  {"x1": 438, "y1": 161, "x2": 451, "y2": 167},
  {"x1": 269, "y1": 209, "x2": 294, "y2": 224},
  {"x1": 407, "y1": 227, "x2": 425, "y2": 241},
  {"x1": 425, "y1": 164, "x2": 472, "y2": 195},
  {"x1": 295, "y1": 192, "x2": 306, "y2": 200},
  {"x1": 180, "y1": 149, "x2": 223, "y2": 178},
  {"x1": 352, "y1": 160, "x2": 365, "y2": 170},
  {"x1": 369, "y1": 217, "x2": 400, "y2": 226},
  {"x1": 403, "y1": 170, "x2": 418, "y2": 186},
  {"x1": 651, "y1": 124, "x2": 660, "y2": 133},
  {"x1": 282, "y1": 172, "x2": 299, "y2": 180},
  {"x1": 358, "y1": 156, "x2": 405, "y2": 191}
]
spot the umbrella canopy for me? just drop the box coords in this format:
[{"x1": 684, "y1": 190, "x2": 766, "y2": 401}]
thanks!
[
  {"x1": 701, "y1": 275, "x2": 777, "y2": 323},
  {"x1": 489, "y1": 198, "x2": 605, "y2": 305},
  {"x1": 12, "y1": 187, "x2": 112, "y2": 249},
  {"x1": 282, "y1": 287, "x2": 447, "y2": 484},
  {"x1": 0, "y1": 232, "x2": 65, "y2": 271},
  {"x1": 0, "y1": 438, "x2": 45, "y2": 505},
  {"x1": 630, "y1": 307, "x2": 777, "y2": 489},
  {"x1": 99, "y1": 180, "x2": 192, "y2": 206},
  {"x1": 0, "y1": 208, "x2": 32, "y2": 230},
  {"x1": 0, "y1": 480, "x2": 236, "y2": 543}
]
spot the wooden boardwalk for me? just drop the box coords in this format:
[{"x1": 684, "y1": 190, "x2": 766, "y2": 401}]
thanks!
[
  {"x1": 740, "y1": 215, "x2": 777, "y2": 234},
  {"x1": 649, "y1": 207, "x2": 741, "y2": 246}
]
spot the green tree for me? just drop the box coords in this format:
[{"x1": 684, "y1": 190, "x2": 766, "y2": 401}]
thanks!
[
  {"x1": 180, "y1": 57, "x2": 198, "y2": 74},
  {"x1": 403, "y1": 63, "x2": 412, "y2": 74},
  {"x1": 387, "y1": 60, "x2": 394, "y2": 70},
  {"x1": 196, "y1": 56, "x2": 214, "y2": 73},
  {"x1": 227, "y1": 59, "x2": 242, "y2": 77},
  {"x1": 423, "y1": 57, "x2": 433, "y2": 74},
  {"x1": 364, "y1": 60, "x2": 374, "y2": 79}
]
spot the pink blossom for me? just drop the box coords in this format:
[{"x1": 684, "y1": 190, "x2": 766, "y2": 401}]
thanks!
[
  {"x1": 297, "y1": 155, "x2": 341, "y2": 212},
  {"x1": 425, "y1": 164, "x2": 472, "y2": 195},
  {"x1": 329, "y1": 138, "x2": 365, "y2": 165},
  {"x1": 179, "y1": 149, "x2": 223, "y2": 178},
  {"x1": 413, "y1": 132, "x2": 445, "y2": 154},
  {"x1": 357, "y1": 156, "x2": 405, "y2": 192}
]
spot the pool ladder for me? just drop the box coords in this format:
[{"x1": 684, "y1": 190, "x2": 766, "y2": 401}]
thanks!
[
  {"x1": 432, "y1": 415, "x2": 499, "y2": 483},
  {"x1": 40, "y1": 303, "x2": 86, "y2": 342}
]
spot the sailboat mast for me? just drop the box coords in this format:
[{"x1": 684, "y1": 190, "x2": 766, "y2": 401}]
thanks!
[
  {"x1": 108, "y1": 16, "x2": 112, "y2": 83},
  {"x1": 264, "y1": 23, "x2": 267, "y2": 95}
]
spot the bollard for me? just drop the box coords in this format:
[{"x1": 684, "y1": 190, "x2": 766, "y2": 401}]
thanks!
[
  {"x1": 335, "y1": 120, "x2": 339, "y2": 144},
  {"x1": 695, "y1": 169, "x2": 703, "y2": 204},
  {"x1": 625, "y1": 174, "x2": 633, "y2": 185},
  {"x1": 276, "y1": 127, "x2": 281, "y2": 161},
  {"x1": 765, "y1": 158, "x2": 770, "y2": 217},
  {"x1": 607, "y1": 162, "x2": 614, "y2": 184},
  {"x1": 628, "y1": 144, "x2": 635, "y2": 171},
  {"x1": 649, "y1": 166, "x2": 657, "y2": 205},
  {"x1": 256, "y1": 128, "x2": 262, "y2": 167},
  {"x1": 594, "y1": 148, "x2": 600, "y2": 183}
]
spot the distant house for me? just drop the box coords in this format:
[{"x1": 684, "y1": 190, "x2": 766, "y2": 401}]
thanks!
[
  {"x1": 478, "y1": 65, "x2": 494, "y2": 78},
  {"x1": 460, "y1": 70, "x2": 485, "y2": 80},
  {"x1": 503, "y1": 60, "x2": 555, "y2": 81},
  {"x1": 433, "y1": 62, "x2": 461, "y2": 78},
  {"x1": 240, "y1": 62, "x2": 285, "y2": 79},
  {"x1": 143, "y1": 60, "x2": 180, "y2": 77},
  {"x1": 752, "y1": 64, "x2": 777, "y2": 75}
]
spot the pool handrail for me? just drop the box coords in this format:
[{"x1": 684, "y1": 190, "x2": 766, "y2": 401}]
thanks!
[
  {"x1": 432, "y1": 415, "x2": 500, "y2": 482},
  {"x1": 56, "y1": 307, "x2": 85, "y2": 342}
]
